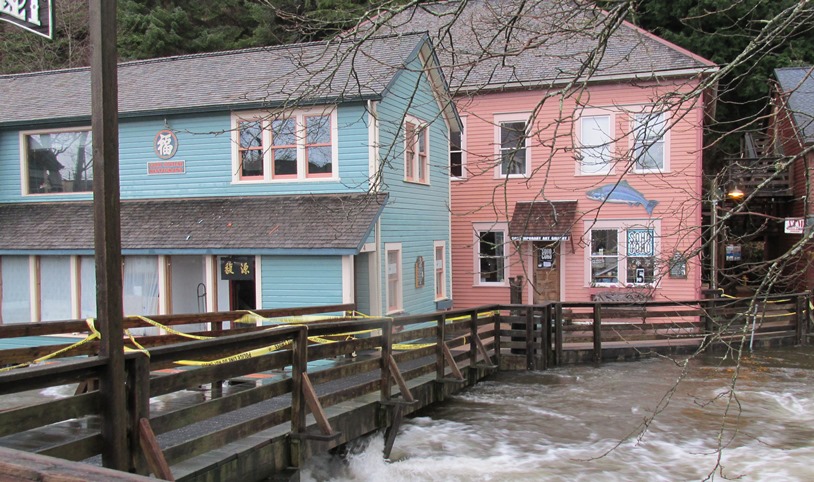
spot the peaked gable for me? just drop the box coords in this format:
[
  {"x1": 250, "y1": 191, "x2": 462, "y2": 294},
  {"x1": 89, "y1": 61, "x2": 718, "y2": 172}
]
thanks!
[{"x1": 775, "y1": 66, "x2": 814, "y2": 144}]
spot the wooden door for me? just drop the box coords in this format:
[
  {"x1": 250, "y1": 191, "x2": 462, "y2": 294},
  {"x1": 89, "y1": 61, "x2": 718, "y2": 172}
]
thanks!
[{"x1": 533, "y1": 242, "x2": 560, "y2": 303}]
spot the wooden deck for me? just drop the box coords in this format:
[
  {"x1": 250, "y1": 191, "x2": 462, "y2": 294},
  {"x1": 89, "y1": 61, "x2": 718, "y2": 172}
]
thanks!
[{"x1": 0, "y1": 294, "x2": 810, "y2": 481}]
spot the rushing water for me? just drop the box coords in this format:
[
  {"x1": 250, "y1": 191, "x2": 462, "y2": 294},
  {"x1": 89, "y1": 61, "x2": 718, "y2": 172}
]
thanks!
[{"x1": 302, "y1": 345, "x2": 814, "y2": 481}]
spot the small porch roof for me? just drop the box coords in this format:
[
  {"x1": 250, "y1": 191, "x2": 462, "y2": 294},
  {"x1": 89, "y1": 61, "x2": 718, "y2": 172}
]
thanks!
[
  {"x1": 509, "y1": 201, "x2": 578, "y2": 242},
  {"x1": 0, "y1": 193, "x2": 388, "y2": 256}
]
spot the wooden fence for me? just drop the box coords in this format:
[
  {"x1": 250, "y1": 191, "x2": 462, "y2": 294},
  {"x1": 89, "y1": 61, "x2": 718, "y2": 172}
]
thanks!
[{"x1": 0, "y1": 293, "x2": 809, "y2": 480}]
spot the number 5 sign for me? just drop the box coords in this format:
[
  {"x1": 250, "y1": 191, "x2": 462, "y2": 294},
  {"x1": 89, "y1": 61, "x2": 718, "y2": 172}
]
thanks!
[{"x1": 0, "y1": 0, "x2": 54, "y2": 39}]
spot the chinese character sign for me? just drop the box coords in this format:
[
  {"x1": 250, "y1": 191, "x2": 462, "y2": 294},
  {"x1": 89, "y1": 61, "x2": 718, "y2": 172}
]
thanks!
[
  {"x1": 154, "y1": 129, "x2": 179, "y2": 160},
  {"x1": 220, "y1": 256, "x2": 254, "y2": 280},
  {"x1": 1, "y1": 0, "x2": 53, "y2": 39}
]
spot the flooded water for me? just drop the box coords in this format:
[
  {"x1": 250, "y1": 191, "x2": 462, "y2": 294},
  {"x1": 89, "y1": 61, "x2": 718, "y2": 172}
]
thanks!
[{"x1": 302, "y1": 345, "x2": 814, "y2": 481}]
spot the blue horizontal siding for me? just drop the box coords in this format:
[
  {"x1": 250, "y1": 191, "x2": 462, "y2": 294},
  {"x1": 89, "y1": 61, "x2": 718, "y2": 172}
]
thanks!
[{"x1": 261, "y1": 255, "x2": 343, "y2": 309}]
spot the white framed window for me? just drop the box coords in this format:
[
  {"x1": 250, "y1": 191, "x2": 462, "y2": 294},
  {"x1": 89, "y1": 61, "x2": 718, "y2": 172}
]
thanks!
[
  {"x1": 632, "y1": 111, "x2": 668, "y2": 172},
  {"x1": 474, "y1": 223, "x2": 509, "y2": 285},
  {"x1": 20, "y1": 127, "x2": 93, "y2": 195},
  {"x1": 495, "y1": 114, "x2": 529, "y2": 177},
  {"x1": 586, "y1": 221, "x2": 659, "y2": 287},
  {"x1": 450, "y1": 116, "x2": 466, "y2": 179},
  {"x1": 232, "y1": 108, "x2": 337, "y2": 182},
  {"x1": 434, "y1": 241, "x2": 447, "y2": 300},
  {"x1": 578, "y1": 114, "x2": 613, "y2": 175},
  {"x1": 385, "y1": 243, "x2": 403, "y2": 314},
  {"x1": 405, "y1": 115, "x2": 429, "y2": 184}
]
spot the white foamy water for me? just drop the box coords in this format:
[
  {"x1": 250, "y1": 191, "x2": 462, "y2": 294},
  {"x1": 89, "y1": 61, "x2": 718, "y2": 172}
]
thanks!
[{"x1": 301, "y1": 346, "x2": 814, "y2": 481}]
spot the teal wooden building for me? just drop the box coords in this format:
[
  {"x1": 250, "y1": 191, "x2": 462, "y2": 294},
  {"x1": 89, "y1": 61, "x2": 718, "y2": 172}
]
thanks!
[{"x1": 0, "y1": 33, "x2": 460, "y2": 328}]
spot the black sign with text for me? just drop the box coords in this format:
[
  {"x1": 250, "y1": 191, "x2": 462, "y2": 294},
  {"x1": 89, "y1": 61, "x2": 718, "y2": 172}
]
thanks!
[
  {"x1": 221, "y1": 256, "x2": 255, "y2": 280},
  {"x1": 1, "y1": 0, "x2": 53, "y2": 39}
]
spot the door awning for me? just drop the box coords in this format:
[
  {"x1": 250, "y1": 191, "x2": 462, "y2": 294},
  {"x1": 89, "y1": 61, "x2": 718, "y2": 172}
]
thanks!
[{"x1": 509, "y1": 200, "x2": 578, "y2": 242}]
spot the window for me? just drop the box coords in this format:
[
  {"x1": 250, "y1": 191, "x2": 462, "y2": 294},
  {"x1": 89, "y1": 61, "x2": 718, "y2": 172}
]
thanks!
[
  {"x1": 39, "y1": 256, "x2": 72, "y2": 321},
  {"x1": 499, "y1": 121, "x2": 527, "y2": 176},
  {"x1": 579, "y1": 115, "x2": 612, "y2": 175},
  {"x1": 434, "y1": 241, "x2": 446, "y2": 300},
  {"x1": 405, "y1": 117, "x2": 429, "y2": 183},
  {"x1": 23, "y1": 129, "x2": 93, "y2": 194},
  {"x1": 633, "y1": 112, "x2": 667, "y2": 171},
  {"x1": 0, "y1": 256, "x2": 31, "y2": 323},
  {"x1": 450, "y1": 129, "x2": 463, "y2": 178},
  {"x1": 232, "y1": 109, "x2": 335, "y2": 182},
  {"x1": 476, "y1": 227, "x2": 507, "y2": 284},
  {"x1": 590, "y1": 229, "x2": 619, "y2": 284},
  {"x1": 588, "y1": 224, "x2": 658, "y2": 286},
  {"x1": 625, "y1": 229, "x2": 656, "y2": 284},
  {"x1": 386, "y1": 245, "x2": 403, "y2": 313}
]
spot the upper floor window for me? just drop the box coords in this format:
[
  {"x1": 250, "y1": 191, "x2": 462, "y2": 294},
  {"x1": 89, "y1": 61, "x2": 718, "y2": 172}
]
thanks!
[
  {"x1": 23, "y1": 129, "x2": 93, "y2": 195},
  {"x1": 632, "y1": 112, "x2": 667, "y2": 172},
  {"x1": 475, "y1": 224, "x2": 508, "y2": 284},
  {"x1": 232, "y1": 109, "x2": 336, "y2": 182},
  {"x1": 450, "y1": 129, "x2": 463, "y2": 178},
  {"x1": 578, "y1": 114, "x2": 612, "y2": 175},
  {"x1": 405, "y1": 116, "x2": 429, "y2": 184},
  {"x1": 499, "y1": 121, "x2": 528, "y2": 177}
]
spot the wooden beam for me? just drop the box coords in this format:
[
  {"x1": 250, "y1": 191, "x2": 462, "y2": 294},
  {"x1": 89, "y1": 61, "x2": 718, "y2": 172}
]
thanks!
[
  {"x1": 387, "y1": 355, "x2": 415, "y2": 403},
  {"x1": 301, "y1": 373, "x2": 334, "y2": 436},
  {"x1": 441, "y1": 343, "x2": 464, "y2": 380},
  {"x1": 138, "y1": 418, "x2": 175, "y2": 481}
]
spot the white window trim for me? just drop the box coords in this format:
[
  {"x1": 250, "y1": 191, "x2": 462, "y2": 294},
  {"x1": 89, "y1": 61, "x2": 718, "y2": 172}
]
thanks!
[
  {"x1": 19, "y1": 126, "x2": 94, "y2": 196},
  {"x1": 404, "y1": 114, "x2": 430, "y2": 185},
  {"x1": 493, "y1": 113, "x2": 531, "y2": 179},
  {"x1": 473, "y1": 222, "x2": 510, "y2": 286},
  {"x1": 385, "y1": 243, "x2": 403, "y2": 315},
  {"x1": 450, "y1": 116, "x2": 467, "y2": 180},
  {"x1": 433, "y1": 240, "x2": 447, "y2": 301},
  {"x1": 629, "y1": 108, "x2": 671, "y2": 174},
  {"x1": 584, "y1": 219, "x2": 661, "y2": 288},
  {"x1": 576, "y1": 109, "x2": 615, "y2": 176},
  {"x1": 231, "y1": 108, "x2": 339, "y2": 183}
]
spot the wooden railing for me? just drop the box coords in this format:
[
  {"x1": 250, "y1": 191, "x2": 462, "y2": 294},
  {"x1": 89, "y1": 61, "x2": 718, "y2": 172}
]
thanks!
[{"x1": 0, "y1": 294, "x2": 810, "y2": 479}]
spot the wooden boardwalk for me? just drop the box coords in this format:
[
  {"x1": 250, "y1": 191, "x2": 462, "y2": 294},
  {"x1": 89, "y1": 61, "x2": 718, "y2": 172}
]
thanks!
[{"x1": 0, "y1": 294, "x2": 810, "y2": 481}]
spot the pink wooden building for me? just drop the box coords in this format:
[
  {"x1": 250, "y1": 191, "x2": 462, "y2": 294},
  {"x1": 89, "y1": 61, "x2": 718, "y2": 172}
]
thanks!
[{"x1": 381, "y1": 0, "x2": 718, "y2": 307}]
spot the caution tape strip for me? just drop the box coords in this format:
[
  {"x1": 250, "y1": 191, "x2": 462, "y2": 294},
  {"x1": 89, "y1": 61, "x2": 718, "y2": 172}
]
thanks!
[
  {"x1": 175, "y1": 340, "x2": 293, "y2": 366},
  {"x1": 0, "y1": 319, "x2": 102, "y2": 373},
  {"x1": 135, "y1": 315, "x2": 214, "y2": 340}
]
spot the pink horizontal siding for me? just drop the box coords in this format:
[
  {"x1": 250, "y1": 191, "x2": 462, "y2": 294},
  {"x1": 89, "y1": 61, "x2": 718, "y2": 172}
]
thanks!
[{"x1": 451, "y1": 80, "x2": 704, "y2": 308}]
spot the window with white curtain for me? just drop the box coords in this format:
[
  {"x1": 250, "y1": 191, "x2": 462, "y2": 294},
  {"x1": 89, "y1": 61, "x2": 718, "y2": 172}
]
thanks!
[
  {"x1": 123, "y1": 257, "x2": 159, "y2": 335},
  {"x1": 80, "y1": 256, "x2": 97, "y2": 319},
  {"x1": 39, "y1": 256, "x2": 72, "y2": 321},
  {"x1": 0, "y1": 256, "x2": 31, "y2": 324},
  {"x1": 579, "y1": 115, "x2": 613, "y2": 175}
]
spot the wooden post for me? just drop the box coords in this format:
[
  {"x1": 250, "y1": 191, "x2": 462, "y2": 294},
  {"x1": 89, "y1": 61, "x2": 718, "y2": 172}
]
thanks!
[
  {"x1": 289, "y1": 326, "x2": 308, "y2": 468},
  {"x1": 126, "y1": 354, "x2": 150, "y2": 474},
  {"x1": 469, "y1": 310, "x2": 478, "y2": 370},
  {"x1": 796, "y1": 295, "x2": 805, "y2": 345},
  {"x1": 525, "y1": 307, "x2": 534, "y2": 370},
  {"x1": 89, "y1": 0, "x2": 127, "y2": 471},
  {"x1": 554, "y1": 303, "x2": 563, "y2": 366},
  {"x1": 435, "y1": 314, "x2": 446, "y2": 381},
  {"x1": 593, "y1": 303, "x2": 602, "y2": 364},
  {"x1": 380, "y1": 319, "x2": 393, "y2": 401},
  {"x1": 493, "y1": 310, "x2": 501, "y2": 364},
  {"x1": 539, "y1": 304, "x2": 550, "y2": 370}
]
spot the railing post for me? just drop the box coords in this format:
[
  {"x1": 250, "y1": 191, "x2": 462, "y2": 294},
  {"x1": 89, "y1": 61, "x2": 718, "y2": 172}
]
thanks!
[
  {"x1": 540, "y1": 304, "x2": 550, "y2": 370},
  {"x1": 435, "y1": 314, "x2": 446, "y2": 381},
  {"x1": 525, "y1": 307, "x2": 534, "y2": 370},
  {"x1": 796, "y1": 294, "x2": 805, "y2": 345},
  {"x1": 381, "y1": 319, "x2": 393, "y2": 401},
  {"x1": 493, "y1": 309, "x2": 502, "y2": 365},
  {"x1": 554, "y1": 303, "x2": 563, "y2": 366},
  {"x1": 290, "y1": 326, "x2": 308, "y2": 467},
  {"x1": 593, "y1": 303, "x2": 602, "y2": 364},
  {"x1": 469, "y1": 310, "x2": 478, "y2": 373},
  {"x1": 125, "y1": 353, "x2": 150, "y2": 475}
]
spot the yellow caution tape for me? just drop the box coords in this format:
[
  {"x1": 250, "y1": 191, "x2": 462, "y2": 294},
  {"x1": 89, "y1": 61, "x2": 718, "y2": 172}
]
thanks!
[
  {"x1": 174, "y1": 340, "x2": 293, "y2": 366},
  {"x1": 124, "y1": 329, "x2": 150, "y2": 358},
  {"x1": 0, "y1": 320, "x2": 101, "y2": 373},
  {"x1": 233, "y1": 311, "x2": 266, "y2": 324},
  {"x1": 135, "y1": 315, "x2": 213, "y2": 340},
  {"x1": 393, "y1": 342, "x2": 436, "y2": 350}
]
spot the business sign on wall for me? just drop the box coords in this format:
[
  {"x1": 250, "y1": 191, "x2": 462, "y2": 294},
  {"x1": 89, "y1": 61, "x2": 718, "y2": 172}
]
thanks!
[
  {"x1": 785, "y1": 217, "x2": 805, "y2": 234},
  {"x1": 1, "y1": 0, "x2": 53, "y2": 39}
]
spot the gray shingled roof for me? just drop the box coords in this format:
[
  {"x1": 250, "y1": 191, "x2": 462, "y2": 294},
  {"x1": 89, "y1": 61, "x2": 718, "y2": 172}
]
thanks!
[
  {"x1": 0, "y1": 33, "x2": 428, "y2": 126},
  {"x1": 361, "y1": 0, "x2": 715, "y2": 90},
  {"x1": 0, "y1": 193, "x2": 387, "y2": 253},
  {"x1": 775, "y1": 66, "x2": 814, "y2": 144}
]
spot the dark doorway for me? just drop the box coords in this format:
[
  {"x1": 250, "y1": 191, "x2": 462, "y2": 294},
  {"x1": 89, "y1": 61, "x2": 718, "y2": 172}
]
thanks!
[{"x1": 229, "y1": 279, "x2": 256, "y2": 310}]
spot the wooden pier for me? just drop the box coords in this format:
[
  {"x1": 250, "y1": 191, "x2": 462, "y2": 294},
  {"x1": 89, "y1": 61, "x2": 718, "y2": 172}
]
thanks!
[{"x1": 0, "y1": 294, "x2": 810, "y2": 481}]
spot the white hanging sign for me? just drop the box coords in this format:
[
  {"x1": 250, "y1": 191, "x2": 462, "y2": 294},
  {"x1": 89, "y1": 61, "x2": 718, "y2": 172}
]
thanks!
[{"x1": 1, "y1": 0, "x2": 53, "y2": 39}]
